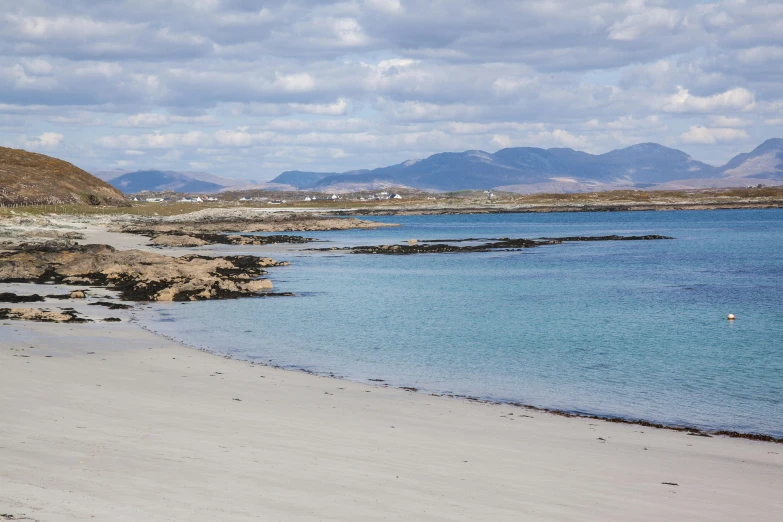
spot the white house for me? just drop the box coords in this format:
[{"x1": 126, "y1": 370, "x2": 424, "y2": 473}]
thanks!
[
  {"x1": 304, "y1": 196, "x2": 312, "y2": 201},
  {"x1": 330, "y1": 194, "x2": 339, "y2": 200},
  {"x1": 389, "y1": 193, "x2": 402, "y2": 199}
]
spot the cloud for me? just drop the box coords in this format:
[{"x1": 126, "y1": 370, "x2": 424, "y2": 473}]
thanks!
[
  {"x1": 680, "y1": 125, "x2": 750, "y2": 145},
  {"x1": 20, "y1": 131, "x2": 64, "y2": 149},
  {"x1": 0, "y1": 0, "x2": 781, "y2": 178},
  {"x1": 274, "y1": 72, "x2": 316, "y2": 93},
  {"x1": 607, "y1": 7, "x2": 682, "y2": 41},
  {"x1": 708, "y1": 115, "x2": 752, "y2": 128},
  {"x1": 663, "y1": 87, "x2": 756, "y2": 113},
  {"x1": 114, "y1": 112, "x2": 220, "y2": 127}
]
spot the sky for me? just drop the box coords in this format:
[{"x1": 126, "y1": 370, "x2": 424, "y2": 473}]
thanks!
[{"x1": 1, "y1": 0, "x2": 782, "y2": 181}]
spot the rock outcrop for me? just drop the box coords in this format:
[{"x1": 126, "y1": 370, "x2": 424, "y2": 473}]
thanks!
[
  {"x1": 0, "y1": 242, "x2": 287, "y2": 301},
  {"x1": 0, "y1": 307, "x2": 90, "y2": 323},
  {"x1": 147, "y1": 232, "x2": 314, "y2": 247}
]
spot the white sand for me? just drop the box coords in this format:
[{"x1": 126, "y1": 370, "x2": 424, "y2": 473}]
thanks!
[{"x1": 1, "y1": 318, "x2": 781, "y2": 521}]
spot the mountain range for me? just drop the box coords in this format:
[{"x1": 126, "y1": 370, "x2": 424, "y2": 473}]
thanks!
[
  {"x1": 93, "y1": 169, "x2": 288, "y2": 194},
  {"x1": 93, "y1": 139, "x2": 783, "y2": 195},
  {"x1": 270, "y1": 138, "x2": 783, "y2": 193}
]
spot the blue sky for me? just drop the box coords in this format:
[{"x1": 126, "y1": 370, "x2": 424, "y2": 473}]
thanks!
[{"x1": 1, "y1": 0, "x2": 782, "y2": 180}]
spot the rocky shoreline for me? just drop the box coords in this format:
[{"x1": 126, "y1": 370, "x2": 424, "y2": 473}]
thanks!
[{"x1": 0, "y1": 241, "x2": 288, "y2": 302}]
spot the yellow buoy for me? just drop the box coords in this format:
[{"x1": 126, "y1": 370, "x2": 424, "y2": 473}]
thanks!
[{"x1": 727, "y1": 314, "x2": 735, "y2": 320}]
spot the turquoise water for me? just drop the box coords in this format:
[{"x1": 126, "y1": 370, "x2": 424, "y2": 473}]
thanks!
[{"x1": 139, "y1": 209, "x2": 783, "y2": 437}]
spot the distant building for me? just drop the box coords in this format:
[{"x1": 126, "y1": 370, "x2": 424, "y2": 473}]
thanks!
[
  {"x1": 389, "y1": 193, "x2": 402, "y2": 199},
  {"x1": 145, "y1": 197, "x2": 164, "y2": 203},
  {"x1": 330, "y1": 194, "x2": 339, "y2": 200},
  {"x1": 304, "y1": 196, "x2": 312, "y2": 201}
]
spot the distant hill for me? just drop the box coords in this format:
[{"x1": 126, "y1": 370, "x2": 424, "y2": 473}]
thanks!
[
  {"x1": 107, "y1": 170, "x2": 225, "y2": 194},
  {"x1": 271, "y1": 171, "x2": 336, "y2": 188},
  {"x1": 268, "y1": 139, "x2": 783, "y2": 193},
  {"x1": 95, "y1": 169, "x2": 294, "y2": 194},
  {"x1": 0, "y1": 146, "x2": 127, "y2": 206}
]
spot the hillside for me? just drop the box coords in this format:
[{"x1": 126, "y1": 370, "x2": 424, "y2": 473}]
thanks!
[
  {"x1": 268, "y1": 139, "x2": 783, "y2": 193},
  {"x1": 0, "y1": 146, "x2": 127, "y2": 206}
]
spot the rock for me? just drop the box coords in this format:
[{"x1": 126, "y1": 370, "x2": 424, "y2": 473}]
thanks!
[
  {"x1": 307, "y1": 235, "x2": 673, "y2": 255},
  {"x1": 0, "y1": 307, "x2": 91, "y2": 323},
  {"x1": 239, "y1": 279, "x2": 274, "y2": 292},
  {"x1": 150, "y1": 234, "x2": 209, "y2": 248},
  {"x1": 0, "y1": 242, "x2": 288, "y2": 302},
  {"x1": 408, "y1": 239, "x2": 418, "y2": 246},
  {"x1": 0, "y1": 292, "x2": 45, "y2": 303},
  {"x1": 70, "y1": 290, "x2": 86, "y2": 299}
]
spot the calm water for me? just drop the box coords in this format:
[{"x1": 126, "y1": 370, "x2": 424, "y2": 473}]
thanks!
[{"x1": 137, "y1": 209, "x2": 783, "y2": 436}]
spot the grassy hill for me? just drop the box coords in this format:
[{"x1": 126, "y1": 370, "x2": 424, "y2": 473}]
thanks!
[{"x1": 0, "y1": 146, "x2": 127, "y2": 206}]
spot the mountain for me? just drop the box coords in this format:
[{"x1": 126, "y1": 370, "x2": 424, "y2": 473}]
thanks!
[
  {"x1": 96, "y1": 169, "x2": 294, "y2": 193},
  {"x1": 107, "y1": 170, "x2": 225, "y2": 193},
  {"x1": 0, "y1": 146, "x2": 127, "y2": 206},
  {"x1": 720, "y1": 138, "x2": 783, "y2": 179},
  {"x1": 268, "y1": 140, "x2": 783, "y2": 193},
  {"x1": 271, "y1": 171, "x2": 335, "y2": 188}
]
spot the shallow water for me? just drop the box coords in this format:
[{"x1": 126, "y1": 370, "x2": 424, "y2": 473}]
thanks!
[{"x1": 138, "y1": 209, "x2": 783, "y2": 436}]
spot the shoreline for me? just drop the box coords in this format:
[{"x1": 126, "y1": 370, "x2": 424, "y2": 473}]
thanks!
[
  {"x1": 136, "y1": 309, "x2": 783, "y2": 444},
  {"x1": 2, "y1": 311, "x2": 782, "y2": 520},
  {"x1": 2, "y1": 209, "x2": 783, "y2": 520}
]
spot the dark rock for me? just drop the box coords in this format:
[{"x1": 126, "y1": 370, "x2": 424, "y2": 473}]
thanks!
[
  {"x1": 89, "y1": 301, "x2": 133, "y2": 310},
  {"x1": 0, "y1": 292, "x2": 45, "y2": 303}
]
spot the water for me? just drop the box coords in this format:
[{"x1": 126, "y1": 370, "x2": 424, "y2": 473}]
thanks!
[{"x1": 138, "y1": 209, "x2": 783, "y2": 437}]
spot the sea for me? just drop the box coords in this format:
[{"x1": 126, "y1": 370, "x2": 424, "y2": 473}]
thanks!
[{"x1": 135, "y1": 209, "x2": 783, "y2": 437}]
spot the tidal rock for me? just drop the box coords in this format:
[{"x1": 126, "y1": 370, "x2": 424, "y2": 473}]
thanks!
[{"x1": 0, "y1": 243, "x2": 286, "y2": 302}]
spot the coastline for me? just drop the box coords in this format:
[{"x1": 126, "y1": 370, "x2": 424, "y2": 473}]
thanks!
[
  {"x1": 2, "y1": 209, "x2": 783, "y2": 520},
  {"x1": 2, "y1": 313, "x2": 782, "y2": 521},
  {"x1": 137, "y1": 307, "x2": 783, "y2": 444}
]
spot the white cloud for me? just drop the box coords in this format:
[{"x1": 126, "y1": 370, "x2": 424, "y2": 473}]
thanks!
[
  {"x1": 537, "y1": 129, "x2": 590, "y2": 149},
  {"x1": 116, "y1": 113, "x2": 169, "y2": 127},
  {"x1": 114, "y1": 112, "x2": 220, "y2": 127},
  {"x1": 274, "y1": 72, "x2": 316, "y2": 92},
  {"x1": 288, "y1": 99, "x2": 348, "y2": 115},
  {"x1": 708, "y1": 115, "x2": 752, "y2": 128},
  {"x1": 663, "y1": 87, "x2": 756, "y2": 113},
  {"x1": 607, "y1": 7, "x2": 682, "y2": 41},
  {"x1": 20, "y1": 131, "x2": 63, "y2": 149},
  {"x1": 680, "y1": 125, "x2": 750, "y2": 145}
]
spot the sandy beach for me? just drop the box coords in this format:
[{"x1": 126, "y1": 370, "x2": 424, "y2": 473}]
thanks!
[
  {"x1": 1, "y1": 212, "x2": 782, "y2": 521},
  {"x1": 1, "y1": 312, "x2": 782, "y2": 521}
]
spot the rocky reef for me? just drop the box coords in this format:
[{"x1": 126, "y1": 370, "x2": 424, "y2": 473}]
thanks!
[
  {"x1": 145, "y1": 231, "x2": 316, "y2": 248},
  {"x1": 114, "y1": 210, "x2": 397, "y2": 247},
  {"x1": 0, "y1": 241, "x2": 287, "y2": 301},
  {"x1": 310, "y1": 235, "x2": 674, "y2": 255}
]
